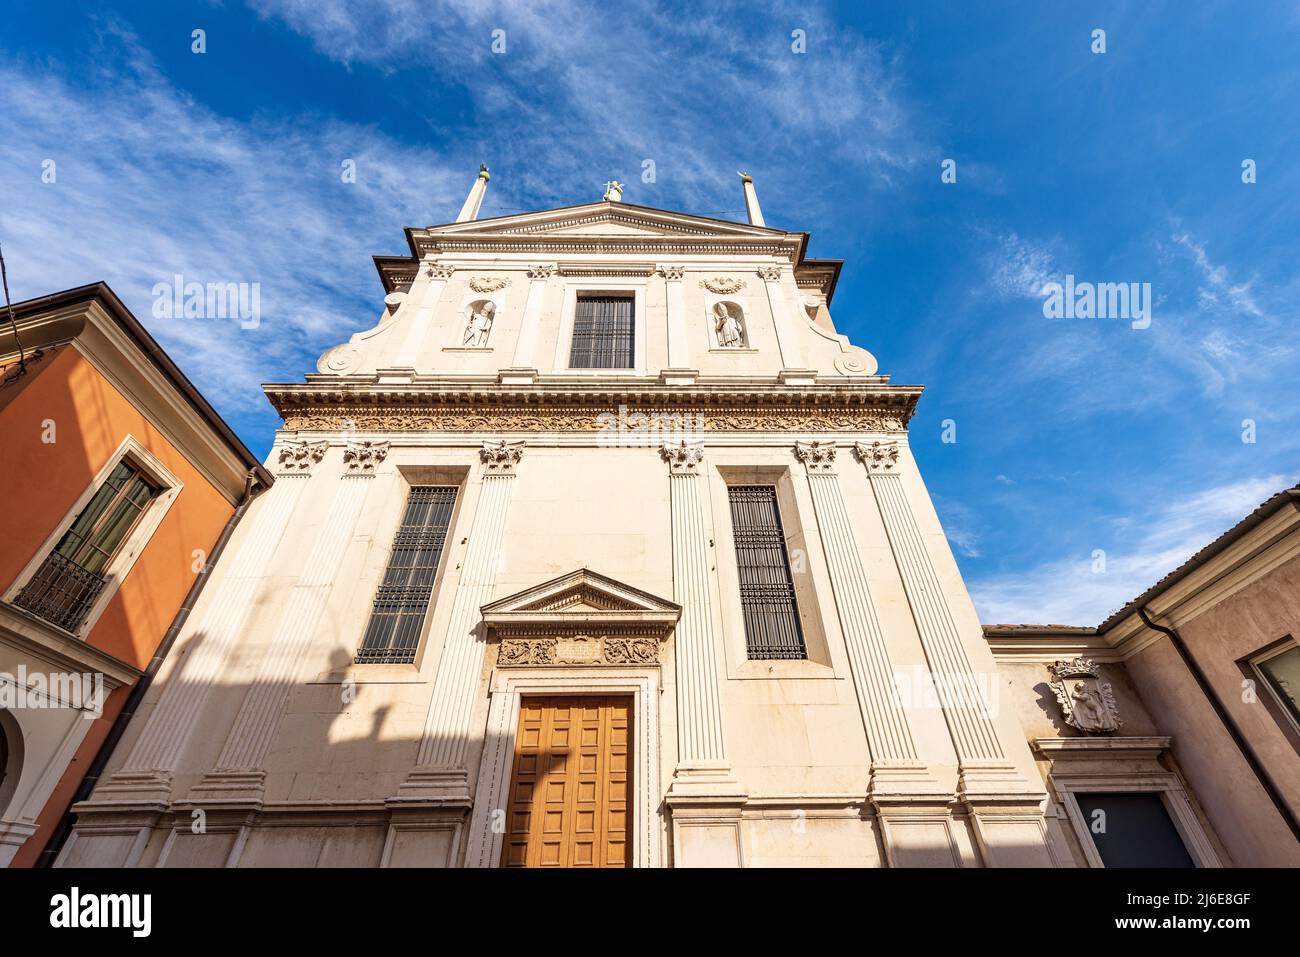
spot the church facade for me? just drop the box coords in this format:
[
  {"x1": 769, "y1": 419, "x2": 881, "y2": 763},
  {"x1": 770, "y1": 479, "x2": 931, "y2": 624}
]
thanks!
[{"x1": 54, "y1": 171, "x2": 1281, "y2": 868}]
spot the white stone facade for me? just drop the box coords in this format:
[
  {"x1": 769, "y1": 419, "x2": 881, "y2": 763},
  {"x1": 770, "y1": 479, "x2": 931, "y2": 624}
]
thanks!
[{"x1": 60, "y1": 186, "x2": 1068, "y2": 867}]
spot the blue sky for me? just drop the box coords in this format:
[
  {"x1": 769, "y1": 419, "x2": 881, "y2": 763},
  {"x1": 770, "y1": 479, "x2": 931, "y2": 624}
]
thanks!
[{"x1": 2, "y1": 1, "x2": 1297, "y2": 626}]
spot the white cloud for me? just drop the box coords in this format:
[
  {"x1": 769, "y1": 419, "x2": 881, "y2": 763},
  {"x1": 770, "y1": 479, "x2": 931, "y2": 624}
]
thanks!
[
  {"x1": 986, "y1": 231, "x2": 1059, "y2": 299},
  {"x1": 1172, "y1": 230, "x2": 1266, "y2": 319},
  {"x1": 0, "y1": 24, "x2": 465, "y2": 420},
  {"x1": 969, "y1": 472, "x2": 1293, "y2": 625}
]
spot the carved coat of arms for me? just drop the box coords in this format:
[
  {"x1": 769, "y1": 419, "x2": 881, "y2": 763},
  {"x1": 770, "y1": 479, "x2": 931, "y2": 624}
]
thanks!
[{"x1": 1050, "y1": 657, "x2": 1122, "y2": 733}]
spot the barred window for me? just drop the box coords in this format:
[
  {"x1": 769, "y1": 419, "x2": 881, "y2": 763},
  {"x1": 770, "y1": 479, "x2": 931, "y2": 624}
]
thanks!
[
  {"x1": 728, "y1": 485, "x2": 806, "y2": 660},
  {"x1": 355, "y1": 486, "x2": 457, "y2": 664},
  {"x1": 13, "y1": 459, "x2": 159, "y2": 632},
  {"x1": 569, "y1": 295, "x2": 634, "y2": 369}
]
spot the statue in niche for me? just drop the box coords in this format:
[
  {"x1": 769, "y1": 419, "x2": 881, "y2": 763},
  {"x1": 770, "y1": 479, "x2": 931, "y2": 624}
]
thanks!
[
  {"x1": 463, "y1": 300, "x2": 496, "y2": 347},
  {"x1": 714, "y1": 301, "x2": 744, "y2": 348}
]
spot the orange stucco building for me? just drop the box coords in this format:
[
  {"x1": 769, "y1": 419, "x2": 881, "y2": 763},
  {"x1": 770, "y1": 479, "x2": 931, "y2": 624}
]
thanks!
[{"x1": 0, "y1": 283, "x2": 270, "y2": 866}]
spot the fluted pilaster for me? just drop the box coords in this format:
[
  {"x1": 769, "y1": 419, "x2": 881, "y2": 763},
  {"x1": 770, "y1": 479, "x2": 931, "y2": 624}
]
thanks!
[
  {"x1": 855, "y1": 441, "x2": 1006, "y2": 767},
  {"x1": 205, "y1": 444, "x2": 385, "y2": 779},
  {"x1": 399, "y1": 441, "x2": 523, "y2": 802},
  {"x1": 662, "y1": 440, "x2": 727, "y2": 768},
  {"x1": 121, "y1": 454, "x2": 315, "y2": 776},
  {"x1": 793, "y1": 442, "x2": 922, "y2": 772}
]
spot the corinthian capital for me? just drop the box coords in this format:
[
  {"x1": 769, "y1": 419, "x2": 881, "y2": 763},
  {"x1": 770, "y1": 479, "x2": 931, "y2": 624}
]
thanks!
[
  {"x1": 276, "y1": 439, "x2": 328, "y2": 475},
  {"x1": 757, "y1": 265, "x2": 784, "y2": 282},
  {"x1": 425, "y1": 262, "x2": 455, "y2": 279},
  {"x1": 657, "y1": 265, "x2": 686, "y2": 281},
  {"x1": 481, "y1": 440, "x2": 525, "y2": 475},
  {"x1": 662, "y1": 440, "x2": 705, "y2": 475},
  {"x1": 794, "y1": 440, "x2": 837, "y2": 474},
  {"x1": 854, "y1": 440, "x2": 900, "y2": 474},
  {"x1": 344, "y1": 440, "x2": 390, "y2": 475},
  {"x1": 526, "y1": 264, "x2": 556, "y2": 280}
]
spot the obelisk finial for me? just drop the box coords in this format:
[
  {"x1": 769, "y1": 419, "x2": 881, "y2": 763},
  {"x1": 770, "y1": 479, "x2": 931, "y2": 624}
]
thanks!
[
  {"x1": 738, "y1": 171, "x2": 765, "y2": 226},
  {"x1": 455, "y1": 164, "x2": 491, "y2": 222}
]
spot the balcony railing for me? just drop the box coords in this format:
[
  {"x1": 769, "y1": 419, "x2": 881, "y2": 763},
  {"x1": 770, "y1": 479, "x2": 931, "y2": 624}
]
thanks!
[{"x1": 12, "y1": 550, "x2": 108, "y2": 633}]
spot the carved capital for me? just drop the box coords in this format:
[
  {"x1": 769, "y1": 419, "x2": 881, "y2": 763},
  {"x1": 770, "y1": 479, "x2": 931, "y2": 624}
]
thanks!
[
  {"x1": 424, "y1": 262, "x2": 455, "y2": 279},
  {"x1": 657, "y1": 265, "x2": 686, "y2": 281},
  {"x1": 480, "y1": 440, "x2": 525, "y2": 475},
  {"x1": 343, "y1": 440, "x2": 390, "y2": 475},
  {"x1": 526, "y1": 264, "x2": 556, "y2": 280},
  {"x1": 757, "y1": 265, "x2": 784, "y2": 282},
  {"x1": 662, "y1": 440, "x2": 705, "y2": 475},
  {"x1": 276, "y1": 439, "x2": 328, "y2": 475},
  {"x1": 794, "y1": 440, "x2": 837, "y2": 474},
  {"x1": 855, "y1": 440, "x2": 900, "y2": 474}
]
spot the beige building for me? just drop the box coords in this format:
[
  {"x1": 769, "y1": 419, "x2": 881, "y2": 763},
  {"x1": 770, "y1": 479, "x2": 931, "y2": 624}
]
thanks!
[{"x1": 56, "y1": 171, "x2": 1296, "y2": 867}]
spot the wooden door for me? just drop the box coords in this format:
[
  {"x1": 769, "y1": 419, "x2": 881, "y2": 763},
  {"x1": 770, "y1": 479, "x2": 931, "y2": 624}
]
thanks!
[{"x1": 501, "y1": 695, "x2": 632, "y2": 867}]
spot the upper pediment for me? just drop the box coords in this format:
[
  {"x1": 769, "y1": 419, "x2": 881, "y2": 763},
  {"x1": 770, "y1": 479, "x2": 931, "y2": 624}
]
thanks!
[
  {"x1": 480, "y1": 568, "x2": 681, "y2": 637},
  {"x1": 425, "y1": 201, "x2": 789, "y2": 241}
]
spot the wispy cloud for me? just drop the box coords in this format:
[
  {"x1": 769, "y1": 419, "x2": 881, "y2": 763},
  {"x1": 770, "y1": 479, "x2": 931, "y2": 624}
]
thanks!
[
  {"x1": 985, "y1": 231, "x2": 1060, "y2": 299},
  {"x1": 970, "y1": 473, "x2": 1293, "y2": 625},
  {"x1": 0, "y1": 22, "x2": 464, "y2": 422}
]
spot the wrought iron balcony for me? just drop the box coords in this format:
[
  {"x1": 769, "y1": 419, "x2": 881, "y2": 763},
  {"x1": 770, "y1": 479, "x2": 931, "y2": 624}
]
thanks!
[{"x1": 12, "y1": 550, "x2": 107, "y2": 633}]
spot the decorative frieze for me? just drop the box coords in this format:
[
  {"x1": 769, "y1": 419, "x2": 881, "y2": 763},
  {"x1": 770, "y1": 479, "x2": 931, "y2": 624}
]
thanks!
[
  {"x1": 276, "y1": 439, "x2": 328, "y2": 474},
  {"x1": 277, "y1": 407, "x2": 913, "y2": 435},
  {"x1": 343, "y1": 440, "x2": 390, "y2": 474},
  {"x1": 498, "y1": 635, "x2": 660, "y2": 666}
]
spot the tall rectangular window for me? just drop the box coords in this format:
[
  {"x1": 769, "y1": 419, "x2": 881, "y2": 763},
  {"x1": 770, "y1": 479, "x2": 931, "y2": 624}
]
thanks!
[
  {"x1": 728, "y1": 485, "x2": 806, "y2": 660},
  {"x1": 356, "y1": 486, "x2": 457, "y2": 664},
  {"x1": 1073, "y1": 792, "x2": 1195, "y2": 867},
  {"x1": 14, "y1": 459, "x2": 159, "y2": 632},
  {"x1": 569, "y1": 295, "x2": 634, "y2": 369}
]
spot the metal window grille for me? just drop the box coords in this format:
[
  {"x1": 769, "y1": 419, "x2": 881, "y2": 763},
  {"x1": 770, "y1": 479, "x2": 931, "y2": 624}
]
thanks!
[
  {"x1": 13, "y1": 458, "x2": 157, "y2": 632},
  {"x1": 728, "y1": 485, "x2": 807, "y2": 660},
  {"x1": 569, "y1": 295, "x2": 634, "y2": 369},
  {"x1": 13, "y1": 550, "x2": 108, "y2": 633},
  {"x1": 355, "y1": 486, "x2": 457, "y2": 664}
]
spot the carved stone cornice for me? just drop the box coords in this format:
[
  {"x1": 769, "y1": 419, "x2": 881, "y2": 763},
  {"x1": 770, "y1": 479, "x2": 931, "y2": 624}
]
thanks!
[
  {"x1": 276, "y1": 439, "x2": 327, "y2": 475},
  {"x1": 794, "y1": 440, "x2": 837, "y2": 474},
  {"x1": 343, "y1": 440, "x2": 389, "y2": 474},
  {"x1": 480, "y1": 440, "x2": 524, "y2": 475},
  {"x1": 855, "y1": 440, "x2": 900, "y2": 474},
  {"x1": 662, "y1": 440, "x2": 705, "y2": 475}
]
